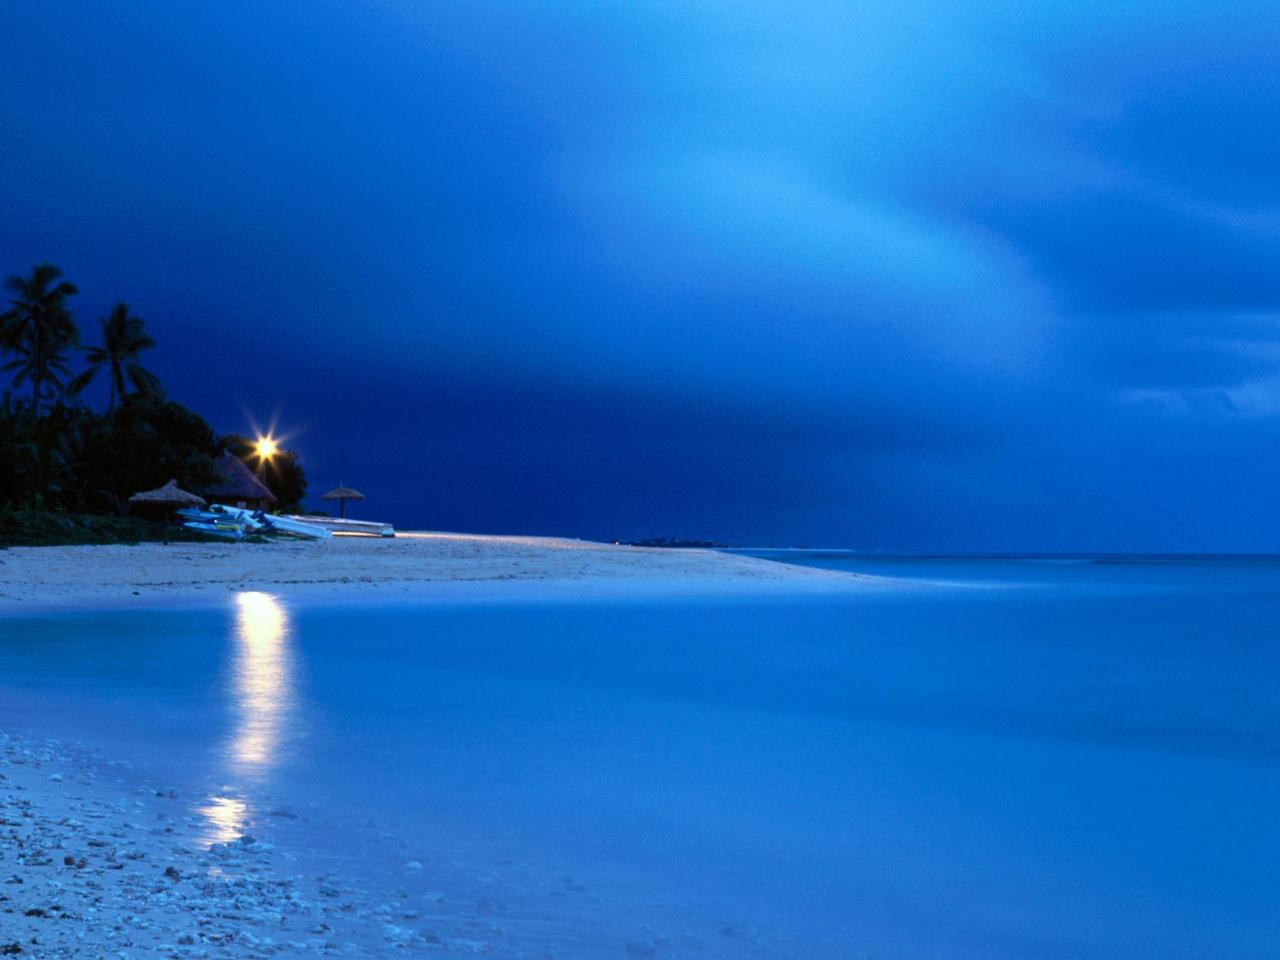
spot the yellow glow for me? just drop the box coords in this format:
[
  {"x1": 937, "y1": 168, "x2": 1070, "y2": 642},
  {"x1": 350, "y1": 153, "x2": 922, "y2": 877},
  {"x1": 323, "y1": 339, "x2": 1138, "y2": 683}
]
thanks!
[
  {"x1": 230, "y1": 591, "x2": 291, "y2": 768},
  {"x1": 255, "y1": 436, "x2": 279, "y2": 458},
  {"x1": 200, "y1": 591, "x2": 294, "y2": 847}
]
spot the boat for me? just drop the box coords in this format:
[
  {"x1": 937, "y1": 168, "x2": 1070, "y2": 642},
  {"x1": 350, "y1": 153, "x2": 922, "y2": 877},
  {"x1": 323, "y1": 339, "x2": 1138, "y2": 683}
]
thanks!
[
  {"x1": 204, "y1": 504, "x2": 270, "y2": 531},
  {"x1": 176, "y1": 508, "x2": 253, "y2": 534},
  {"x1": 177, "y1": 507, "x2": 248, "y2": 527},
  {"x1": 182, "y1": 521, "x2": 244, "y2": 541},
  {"x1": 282, "y1": 515, "x2": 395, "y2": 537},
  {"x1": 211, "y1": 504, "x2": 330, "y2": 540},
  {"x1": 262, "y1": 514, "x2": 332, "y2": 540}
]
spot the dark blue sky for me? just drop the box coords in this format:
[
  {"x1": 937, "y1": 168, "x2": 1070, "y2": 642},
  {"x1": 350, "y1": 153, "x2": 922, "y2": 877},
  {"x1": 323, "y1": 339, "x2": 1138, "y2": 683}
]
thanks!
[{"x1": 4, "y1": 1, "x2": 1280, "y2": 550}]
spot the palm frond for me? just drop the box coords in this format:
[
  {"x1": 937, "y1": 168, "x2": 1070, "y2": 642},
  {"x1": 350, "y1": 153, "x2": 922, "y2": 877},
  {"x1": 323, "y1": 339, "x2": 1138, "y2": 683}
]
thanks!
[
  {"x1": 66, "y1": 367, "x2": 97, "y2": 397},
  {"x1": 126, "y1": 364, "x2": 164, "y2": 398}
]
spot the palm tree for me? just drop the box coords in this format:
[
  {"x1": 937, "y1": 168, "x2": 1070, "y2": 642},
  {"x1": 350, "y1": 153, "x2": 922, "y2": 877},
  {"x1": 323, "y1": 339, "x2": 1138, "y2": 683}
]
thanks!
[
  {"x1": 0, "y1": 264, "x2": 79, "y2": 417},
  {"x1": 69, "y1": 303, "x2": 161, "y2": 410}
]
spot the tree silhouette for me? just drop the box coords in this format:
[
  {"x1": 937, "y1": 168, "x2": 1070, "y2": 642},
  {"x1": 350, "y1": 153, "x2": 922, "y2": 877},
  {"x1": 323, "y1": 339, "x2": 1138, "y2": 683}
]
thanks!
[
  {"x1": 0, "y1": 263, "x2": 79, "y2": 417},
  {"x1": 69, "y1": 303, "x2": 161, "y2": 410}
]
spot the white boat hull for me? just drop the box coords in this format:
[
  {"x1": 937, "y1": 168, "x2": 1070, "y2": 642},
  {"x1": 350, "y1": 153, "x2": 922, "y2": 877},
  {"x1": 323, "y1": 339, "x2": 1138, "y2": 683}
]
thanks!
[
  {"x1": 182, "y1": 521, "x2": 243, "y2": 541},
  {"x1": 205, "y1": 505, "x2": 268, "y2": 532},
  {"x1": 211, "y1": 505, "x2": 330, "y2": 540},
  {"x1": 283, "y1": 515, "x2": 395, "y2": 537}
]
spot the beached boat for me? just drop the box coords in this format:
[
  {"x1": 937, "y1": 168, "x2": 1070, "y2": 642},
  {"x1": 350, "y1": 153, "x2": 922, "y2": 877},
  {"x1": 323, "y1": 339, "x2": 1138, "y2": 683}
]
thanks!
[
  {"x1": 177, "y1": 507, "x2": 246, "y2": 526},
  {"x1": 282, "y1": 515, "x2": 395, "y2": 537},
  {"x1": 181, "y1": 520, "x2": 244, "y2": 541},
  {"x1": 176, "y1": 508, "x2": 252, "y2": 534},
  {"x1": 180, "y1": 504, "x2": 332, "y2": 541},
  {"x1": 261, "y1": 514, "x2": 331, "y2": 540},
  {"x1": 209, "y1": 505, "x2": 330, "y2": 540},
  {"x1": 204, "y1": 504, "x2": 268, "y2": 532}
]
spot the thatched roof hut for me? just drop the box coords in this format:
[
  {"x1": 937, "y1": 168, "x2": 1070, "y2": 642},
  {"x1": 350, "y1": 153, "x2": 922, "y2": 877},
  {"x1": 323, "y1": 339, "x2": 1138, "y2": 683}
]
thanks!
[
  {"x1": 205, "y1": 451, "x2": 277, "y2": 510},
  {"x1": 129, "y1": 479, "x2": 206, "y2": 507},
  {"x1": 127, "y1": 479, "x2": 207, "y2": 542}
]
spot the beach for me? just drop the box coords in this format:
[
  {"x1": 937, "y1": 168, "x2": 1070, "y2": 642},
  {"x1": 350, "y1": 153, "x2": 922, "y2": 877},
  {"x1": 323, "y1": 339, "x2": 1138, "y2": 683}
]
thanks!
[
  {"x1": 0, "y1": 533, "x2": 864, "y2": 613},
  {"x1": 0, "y1": 537, "x2": 877, "y2": 958}
]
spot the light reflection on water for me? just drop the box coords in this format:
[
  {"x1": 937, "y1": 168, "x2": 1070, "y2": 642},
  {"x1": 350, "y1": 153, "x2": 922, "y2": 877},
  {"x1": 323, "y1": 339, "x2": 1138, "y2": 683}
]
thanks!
[
  {"x1": 230, "y1": 591, "x2": 293, "y2": 770},
  {"x1": 198, "y1": 794, "x2": 249, "y2": 845},
  {"x1": 201, "y1": 591, "x2": 295, "y2": 844}
]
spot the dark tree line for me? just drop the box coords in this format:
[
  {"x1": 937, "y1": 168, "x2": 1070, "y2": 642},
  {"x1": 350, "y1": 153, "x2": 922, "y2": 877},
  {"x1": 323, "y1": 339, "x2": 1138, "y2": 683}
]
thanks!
[{"x1": 0, "y1": 263, "x2": 305, "y2": 514}]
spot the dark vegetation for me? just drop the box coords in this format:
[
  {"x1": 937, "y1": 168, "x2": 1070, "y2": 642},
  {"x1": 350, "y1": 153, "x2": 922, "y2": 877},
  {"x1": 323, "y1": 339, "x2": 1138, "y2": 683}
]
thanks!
[
  {"x1": 0, "y1": 263, "x2": 307, "y2": 545},
  {"x1": 0, "y1": 510, "x2": 210, "y2": 547}
]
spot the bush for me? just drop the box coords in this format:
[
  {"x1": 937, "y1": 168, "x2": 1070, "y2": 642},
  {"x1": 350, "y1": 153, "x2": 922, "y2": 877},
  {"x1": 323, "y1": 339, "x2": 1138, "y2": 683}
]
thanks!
[
  {"x1": 0, "y1": 510, "x2": 208, "y2": 547},
  {"x1": 84, "y1": 397, "x2": 221, "y2": 512}
]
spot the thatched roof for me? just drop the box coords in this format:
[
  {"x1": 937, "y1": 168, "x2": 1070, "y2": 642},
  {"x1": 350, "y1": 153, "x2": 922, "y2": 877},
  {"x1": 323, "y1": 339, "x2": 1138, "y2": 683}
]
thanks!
[
  {"x1": 322, "y1": 485, "x2": 365, "y2": 500},
  {"x1": 129, "y1": 479, "x2": 206, "y2": 506},
  {"x1": 205, "y1": 451, "x2": 278, "y2": 504}
]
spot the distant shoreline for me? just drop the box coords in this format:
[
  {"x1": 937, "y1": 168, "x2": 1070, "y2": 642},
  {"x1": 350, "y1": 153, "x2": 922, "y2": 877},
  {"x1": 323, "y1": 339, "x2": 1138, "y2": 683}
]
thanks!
[{"x1": 729, "y1": 548, "x2": 1280, "y2": 563}]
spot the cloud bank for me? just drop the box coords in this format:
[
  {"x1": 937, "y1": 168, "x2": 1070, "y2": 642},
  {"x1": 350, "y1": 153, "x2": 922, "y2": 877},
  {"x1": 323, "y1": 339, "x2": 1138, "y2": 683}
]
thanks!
[{"x1": 3, "y1": 0, "x2": 1279, "y2": 549}]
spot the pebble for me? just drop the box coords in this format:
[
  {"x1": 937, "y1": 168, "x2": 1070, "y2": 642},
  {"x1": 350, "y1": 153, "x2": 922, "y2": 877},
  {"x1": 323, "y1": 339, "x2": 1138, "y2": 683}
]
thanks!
[{"x1": 0, "y1": 734, "x2": 408, "y2": 957}]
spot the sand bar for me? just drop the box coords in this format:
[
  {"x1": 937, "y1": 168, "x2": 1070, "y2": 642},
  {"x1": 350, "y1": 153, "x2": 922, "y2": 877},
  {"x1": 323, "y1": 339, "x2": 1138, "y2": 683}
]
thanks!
[{"x1": 0, "y1": 531, "x2": 869, "y2": 613}]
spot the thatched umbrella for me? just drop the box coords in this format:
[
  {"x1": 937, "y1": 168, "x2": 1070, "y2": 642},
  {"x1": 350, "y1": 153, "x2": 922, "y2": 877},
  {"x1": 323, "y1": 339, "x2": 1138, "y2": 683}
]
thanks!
[
  {"x1": 129, "y1": 479, "x2": 206, "y2": 541},
  {"x1": 321, "y1": 484, "x2": 364, "y2": 519}
]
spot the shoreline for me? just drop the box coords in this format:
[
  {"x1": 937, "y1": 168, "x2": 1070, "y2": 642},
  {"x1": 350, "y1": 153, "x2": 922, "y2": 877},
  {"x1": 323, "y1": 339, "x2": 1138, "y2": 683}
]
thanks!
[
  {"x1": 0, "y1": 533, "x2": 886, "y2": 957},
  {"x1": 0, "y1": 531, "x2": 880, "y2": 616},
  {"x1": 0, "y1": 732, "x2": 493, "y2": 957}
]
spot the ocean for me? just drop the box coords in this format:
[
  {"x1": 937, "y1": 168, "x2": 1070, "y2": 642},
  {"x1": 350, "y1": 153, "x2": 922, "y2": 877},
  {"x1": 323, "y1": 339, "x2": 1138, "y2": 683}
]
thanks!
[{"x1": 2, "y1": 555, "x2": 1277, "y2": 957}]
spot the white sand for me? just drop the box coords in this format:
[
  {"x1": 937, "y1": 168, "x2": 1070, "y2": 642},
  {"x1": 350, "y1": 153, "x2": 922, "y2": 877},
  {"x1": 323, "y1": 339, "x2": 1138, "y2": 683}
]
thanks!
[
  {"x1": 0, "y1": 732, "x2": 458, "y2": 957},
  {"x1": 0, "y1": 532, "x2": 867, "y2": 613}
]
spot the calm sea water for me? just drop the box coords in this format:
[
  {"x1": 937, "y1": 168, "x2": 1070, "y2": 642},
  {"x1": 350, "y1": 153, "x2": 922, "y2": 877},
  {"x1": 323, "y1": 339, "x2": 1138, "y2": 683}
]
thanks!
[{"x1": 1, "y1": 556, "x2": 1277, "y2": 957}]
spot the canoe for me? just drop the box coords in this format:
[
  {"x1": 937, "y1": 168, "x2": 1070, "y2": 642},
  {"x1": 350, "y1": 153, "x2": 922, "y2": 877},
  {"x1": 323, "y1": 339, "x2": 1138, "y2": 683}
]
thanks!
[
  {"x1": 204, "y1": 505, "x2": 331, "y2": 540},
  {"x1": 182, "y1": 521, "x2": 244, "y2": 541},
  {"x1": 205, "y1": 505, "x2": 268, "y2": 532},
  {"x1": 177, "y1": 507, "x2": 247, "y2": 528},
  {"x1": 282, "y1": 515, "x2": 395, "y2": 538},
  {"x1": 261, "y1": 514, "x2": 331, "y2": 540}
]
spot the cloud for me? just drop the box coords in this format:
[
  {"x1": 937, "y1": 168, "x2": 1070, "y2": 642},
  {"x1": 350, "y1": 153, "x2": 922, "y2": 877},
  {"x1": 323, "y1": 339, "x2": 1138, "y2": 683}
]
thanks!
[
  {"x1": 5, "y1": 0, "x2": 1280, "y2": 546},
  {"x1": 561, "y1": 149, "x2": 1052, "y2": 382}
]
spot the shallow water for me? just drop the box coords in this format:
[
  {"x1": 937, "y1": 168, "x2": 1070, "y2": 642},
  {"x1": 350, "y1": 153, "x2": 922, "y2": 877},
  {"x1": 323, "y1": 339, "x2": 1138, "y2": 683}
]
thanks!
[{"x1": 2, "y1": 558, "x2": 1278, "y2": 957}]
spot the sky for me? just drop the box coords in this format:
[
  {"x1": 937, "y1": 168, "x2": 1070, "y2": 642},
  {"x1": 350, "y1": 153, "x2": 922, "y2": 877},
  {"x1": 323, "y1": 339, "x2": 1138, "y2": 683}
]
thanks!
[{"x1": 3, "y1": 0, "x2": 1280, "y2": 551}]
